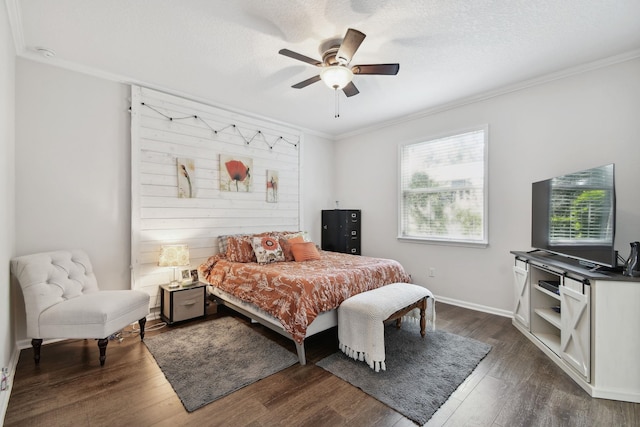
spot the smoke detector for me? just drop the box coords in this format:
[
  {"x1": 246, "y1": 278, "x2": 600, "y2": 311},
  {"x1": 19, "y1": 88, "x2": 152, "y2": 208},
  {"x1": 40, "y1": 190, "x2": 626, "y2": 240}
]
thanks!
[{"x1": 35, "y1": 47, "x2": 56, "y2": 58}]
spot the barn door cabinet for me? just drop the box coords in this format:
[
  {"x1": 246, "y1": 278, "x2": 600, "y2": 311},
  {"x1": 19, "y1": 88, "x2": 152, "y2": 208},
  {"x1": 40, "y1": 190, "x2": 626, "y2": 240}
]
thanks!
[
  {"x1": 512, "y1": 259, "x2": 530, "y2": 328},
  {"x1": 511, "y1": 250, "x2": 640, "y2": 403}
]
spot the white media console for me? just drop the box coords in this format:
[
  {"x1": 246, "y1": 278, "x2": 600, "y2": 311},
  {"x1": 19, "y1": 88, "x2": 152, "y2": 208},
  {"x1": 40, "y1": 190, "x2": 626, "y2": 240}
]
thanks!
[{"x1": 511, "y1": 250, "x2": 640, "y2": 403}]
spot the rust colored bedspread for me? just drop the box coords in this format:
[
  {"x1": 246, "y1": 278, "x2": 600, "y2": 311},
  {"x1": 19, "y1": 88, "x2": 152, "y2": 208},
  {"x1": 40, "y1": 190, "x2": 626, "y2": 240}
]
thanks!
[{"x1": 199, "y1": 251, "x2": 410, "y2": 343}]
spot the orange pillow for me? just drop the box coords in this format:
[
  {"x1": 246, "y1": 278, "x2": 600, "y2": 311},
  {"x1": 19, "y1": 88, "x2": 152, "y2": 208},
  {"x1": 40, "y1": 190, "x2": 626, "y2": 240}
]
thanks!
[
  {"x1": 290, "y1": 242, "x2": 321, "y2": 262},
  {"x1": 281, "y1": 235, "x2": 305, "y2": 261}
]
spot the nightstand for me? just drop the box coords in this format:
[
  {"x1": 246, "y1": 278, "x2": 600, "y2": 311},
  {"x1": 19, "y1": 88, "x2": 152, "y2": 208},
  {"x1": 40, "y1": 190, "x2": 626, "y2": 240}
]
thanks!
[{"x1": 160, "y1": 282, "x2": 207, "y2": 325}]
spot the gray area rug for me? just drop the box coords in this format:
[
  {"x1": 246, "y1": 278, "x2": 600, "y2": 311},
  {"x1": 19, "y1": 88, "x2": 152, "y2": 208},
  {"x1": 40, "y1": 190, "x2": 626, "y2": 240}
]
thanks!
[
  {"x1": 145, "y1": 316, "x2": 298, "y2": 412},
  {"x1": 316, "y1": 322, "x2": 491, "y2": 425}
]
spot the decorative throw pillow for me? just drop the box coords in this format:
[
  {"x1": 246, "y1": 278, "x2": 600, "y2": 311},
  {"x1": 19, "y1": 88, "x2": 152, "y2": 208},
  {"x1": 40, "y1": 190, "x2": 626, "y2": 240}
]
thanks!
[
  {"x1": 280, "y1": 235, "x2": 305, "y2": 261},
  {"x1": 218, "y1": 234, "x2": 243, "y2": 254},
  {"x1": 290, "y1": 242, "x2": 321, "y2": 262},
  {"x1": 251, "y1": 235, "x2": 285, "y2": 264},
  {"x1": 218, "y1": 234, "x2": 232, "y2": 254},
  {"x1": 283, "y1": 231, "x2": 310, "y2": 242},
  {"x1": 226, "y1": 235, "x2": 256, "y2": 263}
]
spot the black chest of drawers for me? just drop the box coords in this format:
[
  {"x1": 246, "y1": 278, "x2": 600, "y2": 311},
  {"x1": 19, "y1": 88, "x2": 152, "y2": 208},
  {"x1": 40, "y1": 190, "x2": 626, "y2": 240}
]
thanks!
[{"x1": 321, "y1": 209, "x2": 361, "y2": 255}]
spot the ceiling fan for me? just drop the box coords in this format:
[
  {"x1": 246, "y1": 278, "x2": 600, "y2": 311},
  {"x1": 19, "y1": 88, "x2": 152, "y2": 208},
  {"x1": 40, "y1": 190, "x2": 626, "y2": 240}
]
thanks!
[{"x1": 279, "y1": 28, "x2": 400, "y2": 98}]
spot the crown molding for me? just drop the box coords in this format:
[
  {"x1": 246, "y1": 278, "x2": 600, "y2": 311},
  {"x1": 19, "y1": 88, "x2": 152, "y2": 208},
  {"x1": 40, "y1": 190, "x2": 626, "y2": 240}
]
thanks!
[{"x1": 336, "y1": 49, "x2": 640, "y2": 141}]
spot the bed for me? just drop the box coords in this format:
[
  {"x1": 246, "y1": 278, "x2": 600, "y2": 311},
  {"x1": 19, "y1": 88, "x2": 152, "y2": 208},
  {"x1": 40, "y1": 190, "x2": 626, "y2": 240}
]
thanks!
[{"x1": 199, "y1": 235, "x2": 411, "y2": 364}]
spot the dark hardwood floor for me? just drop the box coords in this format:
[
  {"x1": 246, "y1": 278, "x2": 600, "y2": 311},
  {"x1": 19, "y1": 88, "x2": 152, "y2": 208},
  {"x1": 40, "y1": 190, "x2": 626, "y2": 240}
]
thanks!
[{"x1": 4, "y1": 303, "x2": 640, "y2": 426}]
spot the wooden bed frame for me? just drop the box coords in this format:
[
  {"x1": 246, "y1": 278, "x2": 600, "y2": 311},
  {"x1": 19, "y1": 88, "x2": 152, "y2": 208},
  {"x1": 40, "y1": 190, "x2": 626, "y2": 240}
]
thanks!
[{"x1": 208, "y1": 286, "x2": 337, "y2": 365}]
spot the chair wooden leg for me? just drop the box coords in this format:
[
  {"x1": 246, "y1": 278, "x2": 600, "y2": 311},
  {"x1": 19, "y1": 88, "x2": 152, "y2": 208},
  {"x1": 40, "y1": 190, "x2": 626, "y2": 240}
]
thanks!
[
  {"x1": 97, "y1": 338, "x2": 108, "y2": 366},
  {"x1": 31, "y1": 339, "x2": 43, "y2": 365},
  {"x1": 139, "y1": 317, "x2": 147, "y2": 341},
  {"x1": 419, "y1": 297, "x2": 427, "y2": 337}
]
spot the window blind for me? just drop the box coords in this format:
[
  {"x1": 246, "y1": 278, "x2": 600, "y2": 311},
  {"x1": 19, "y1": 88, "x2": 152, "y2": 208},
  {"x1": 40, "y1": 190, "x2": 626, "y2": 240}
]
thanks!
[{"x1": 399, "y1": 128, "x2": 487, "y2": 244}]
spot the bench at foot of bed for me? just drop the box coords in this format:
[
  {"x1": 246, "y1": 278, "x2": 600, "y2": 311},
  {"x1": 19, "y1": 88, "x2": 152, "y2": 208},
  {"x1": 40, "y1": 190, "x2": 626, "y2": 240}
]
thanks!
[{"x1": 337, "y1": 283, "x2": 435, "y2": 372}]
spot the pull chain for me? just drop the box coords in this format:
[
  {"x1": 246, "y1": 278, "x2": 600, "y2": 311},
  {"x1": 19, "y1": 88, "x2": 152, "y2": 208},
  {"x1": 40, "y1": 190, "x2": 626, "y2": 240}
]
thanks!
[{"x1": 334, "y1": 88, "x2": 340, "y2": 118}]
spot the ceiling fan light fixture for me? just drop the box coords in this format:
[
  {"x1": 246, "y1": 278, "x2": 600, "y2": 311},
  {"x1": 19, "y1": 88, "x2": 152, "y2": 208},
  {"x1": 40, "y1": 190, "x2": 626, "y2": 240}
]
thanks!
[{"x1": 320, "y1": 65, "x2": 353, "y2": 90}]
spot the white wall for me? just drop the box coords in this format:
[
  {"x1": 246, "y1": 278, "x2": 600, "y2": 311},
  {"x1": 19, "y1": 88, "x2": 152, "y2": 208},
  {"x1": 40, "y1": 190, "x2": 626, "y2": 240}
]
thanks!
[
  {"x1": 0, "y1": 4, "x2": 16, "y2": 423},
  {"x1": 15, "y1": 59, "x2": 132, "y2": 285},
  {"x1": 0, "y1": 2, "x2": 16, "y2": 421},
  {"x1": 13, "y1": 59, "x2": 335, "y2": 343},
  {"x1": 334, "y1": 58, "x2": 640, "y2": 314},
  {"x1": 300, "y1": 132, "x2": 335, "y2": 243}
]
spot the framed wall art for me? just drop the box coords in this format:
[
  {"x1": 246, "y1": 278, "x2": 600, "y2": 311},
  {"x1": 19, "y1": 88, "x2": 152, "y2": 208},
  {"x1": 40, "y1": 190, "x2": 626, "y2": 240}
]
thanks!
[
  {"x1": 177, "y1": 158, "x2": 196, "y2": 198},
  {"x1": 266, "y1": 170, "x2": 279, "y2": 203},
  {"x1": 220, "y1": 154, "x2": 253, "y2": 192}
]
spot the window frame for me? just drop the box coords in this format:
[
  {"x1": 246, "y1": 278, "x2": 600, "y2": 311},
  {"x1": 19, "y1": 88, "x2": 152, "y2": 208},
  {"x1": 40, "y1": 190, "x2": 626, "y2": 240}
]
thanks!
[{"x1": 397, "y1": 125, "x2": 489, "y2": 248}]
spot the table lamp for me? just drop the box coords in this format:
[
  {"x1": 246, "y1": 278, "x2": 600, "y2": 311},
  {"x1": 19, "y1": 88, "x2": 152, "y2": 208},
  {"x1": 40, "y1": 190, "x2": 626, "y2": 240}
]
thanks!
[{"x1": 158, "y1": 244, "x2": 190, "y2": 288}]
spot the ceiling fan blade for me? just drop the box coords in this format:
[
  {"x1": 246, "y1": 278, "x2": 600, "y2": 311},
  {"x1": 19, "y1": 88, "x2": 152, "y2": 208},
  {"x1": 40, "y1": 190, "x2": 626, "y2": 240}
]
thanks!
[
  {"x1": 292, "y1": 75, "x2": 321, "y2": 89},
  {"x1": 336, "y1": 28, "x2": 366, "y2": 64},
  {"x1": 342, "y1": 82, "x2": 359, "y2": 97},
  {"x1": 279, "y1": 49, "x2": 322, "y2": 66},
  {"x1": 352, "y1": 63, "x2": 400, "y2": 75}
]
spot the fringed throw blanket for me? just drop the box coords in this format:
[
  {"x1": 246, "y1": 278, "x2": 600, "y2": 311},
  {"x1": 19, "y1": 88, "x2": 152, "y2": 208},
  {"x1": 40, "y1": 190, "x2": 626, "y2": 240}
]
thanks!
[{"x1": 338, "y1": 283, "x2": 435, "y2": 372}]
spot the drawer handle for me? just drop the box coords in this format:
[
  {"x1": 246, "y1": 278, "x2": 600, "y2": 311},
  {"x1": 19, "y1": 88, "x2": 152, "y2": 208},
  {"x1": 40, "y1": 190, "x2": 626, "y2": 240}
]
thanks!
[{"x1": 181, "y1": 299, "x2": 197, "y2": 306}]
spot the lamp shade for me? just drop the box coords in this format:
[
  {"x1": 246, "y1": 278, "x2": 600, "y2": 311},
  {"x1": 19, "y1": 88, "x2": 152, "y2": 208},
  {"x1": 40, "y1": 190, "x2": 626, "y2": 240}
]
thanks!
[
  {"x1": 320, "y1": 65, "x2": 353, "y2": 90},
  {"x1": 158, "y1": 244, "x2": 190, "y2": 267}
]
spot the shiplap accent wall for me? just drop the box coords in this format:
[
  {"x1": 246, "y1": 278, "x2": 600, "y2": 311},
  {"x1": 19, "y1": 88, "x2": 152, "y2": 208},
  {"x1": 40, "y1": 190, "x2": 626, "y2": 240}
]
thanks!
[{"x1": 130, "y1": 86, "x2": 302, "y2": 311}]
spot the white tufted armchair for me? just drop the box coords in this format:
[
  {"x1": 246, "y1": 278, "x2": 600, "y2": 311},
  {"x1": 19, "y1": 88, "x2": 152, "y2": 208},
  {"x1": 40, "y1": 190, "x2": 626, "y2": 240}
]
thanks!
[{"x1": 10, "y1": 249, "x2": 150, "y2": 366}]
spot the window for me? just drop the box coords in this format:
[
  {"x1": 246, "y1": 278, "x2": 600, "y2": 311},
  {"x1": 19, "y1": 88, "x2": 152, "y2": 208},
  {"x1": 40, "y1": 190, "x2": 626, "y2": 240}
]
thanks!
[{"x1": 399, "y1": 127, "x2": 488, "y2": 246}]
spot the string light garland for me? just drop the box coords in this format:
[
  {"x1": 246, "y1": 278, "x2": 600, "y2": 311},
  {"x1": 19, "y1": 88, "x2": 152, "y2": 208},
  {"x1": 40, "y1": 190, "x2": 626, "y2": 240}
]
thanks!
[{"x1": 137, "y1": 102, "x2": 299, "y2": 150}]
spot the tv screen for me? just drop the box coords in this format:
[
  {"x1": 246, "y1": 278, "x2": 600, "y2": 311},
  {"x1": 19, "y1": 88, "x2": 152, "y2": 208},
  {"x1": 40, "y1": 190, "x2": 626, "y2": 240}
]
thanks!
[{"x1": 531, "y1": 164, "x2": 616, "y2": 268}]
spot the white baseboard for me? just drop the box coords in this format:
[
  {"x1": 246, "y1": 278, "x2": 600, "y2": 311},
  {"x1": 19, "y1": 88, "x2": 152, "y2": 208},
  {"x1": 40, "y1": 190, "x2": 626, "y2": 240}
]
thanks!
[{"x1": 435, "y1": 295, "x2": 513, "y2": 318}]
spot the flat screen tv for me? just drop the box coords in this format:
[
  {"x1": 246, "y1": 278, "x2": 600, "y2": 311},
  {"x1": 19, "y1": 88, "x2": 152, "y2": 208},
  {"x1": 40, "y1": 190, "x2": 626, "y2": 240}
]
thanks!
[{"x1": 531, "y1": 163, "x2": 617, "y2": 268}]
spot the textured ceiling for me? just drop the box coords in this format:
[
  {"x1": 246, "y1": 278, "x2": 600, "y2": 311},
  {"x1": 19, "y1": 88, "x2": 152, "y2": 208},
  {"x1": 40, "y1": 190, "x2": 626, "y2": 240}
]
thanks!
[{"x1": 8, "y1": 0, "x2": 640, "y2": 137}]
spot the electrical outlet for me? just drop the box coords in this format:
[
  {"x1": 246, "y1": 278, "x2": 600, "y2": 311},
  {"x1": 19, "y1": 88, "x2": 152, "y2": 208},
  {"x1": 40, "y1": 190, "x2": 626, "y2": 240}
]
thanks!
[
  {"x1": 1, "y1": 367, "x2": 8, "y2": 391},
  {"x1": 428, "y1": 268, "x2": 435, "y2": 277}
]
